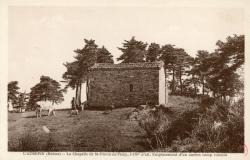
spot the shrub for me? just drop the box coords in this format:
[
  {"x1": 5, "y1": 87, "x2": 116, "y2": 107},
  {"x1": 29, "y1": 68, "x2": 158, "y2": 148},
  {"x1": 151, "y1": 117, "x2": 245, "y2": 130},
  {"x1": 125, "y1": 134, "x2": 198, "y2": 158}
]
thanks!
[
  {"x1": 102, "y1": 136, "x2": 122, "y2": 152},
  {"x1": 138, "y1": 108, "x2": 173, "y2": 149},
  {"x1": 138, "y1": 105, "x2": 200, "y2": 149},
  {"x1": 165, "y1": 108, "x2": 200, "y2": 143},
  {"x1": 139, "y1": 109, "x2": 172, "y2": 137},
  {"x1": 170, "y1": 98, "x2": 244, "y2": 152},
  {"x1": 44, "y1": 134, "x2": 58, "y2": 151},
  {"x1": 8, "y1": 132, "x2": 57, "y2": 151},
  {"x1": 138, "y1": 96, "x2": 244, "y2": 152},
  {"x1": 8, "y1": 133, "x2": 41, "y2": 151},
  {"x1": 200, "y1": 96, "x2": 215, "y2": 109}
]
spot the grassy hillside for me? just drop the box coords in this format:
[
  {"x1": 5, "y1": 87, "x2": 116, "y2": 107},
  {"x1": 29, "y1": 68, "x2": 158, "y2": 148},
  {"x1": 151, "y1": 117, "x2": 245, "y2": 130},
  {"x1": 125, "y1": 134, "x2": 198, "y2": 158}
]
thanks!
[
  {"x1": 9, "y1": 108, "x2": 145, "y2": 151},
  {"x1": 8, "y1": 95, "x2": 243, "y2": 152}
]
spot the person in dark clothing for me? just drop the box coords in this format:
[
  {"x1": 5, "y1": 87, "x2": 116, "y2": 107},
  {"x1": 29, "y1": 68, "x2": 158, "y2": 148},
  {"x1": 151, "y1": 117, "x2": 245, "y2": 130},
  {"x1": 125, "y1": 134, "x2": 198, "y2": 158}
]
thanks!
[
  {"x1": 71, "y1": 97, "x2": 78, "y2": 115},
  {"x1": 71, "y1": 97, "x2": 76, "y2": 110}
]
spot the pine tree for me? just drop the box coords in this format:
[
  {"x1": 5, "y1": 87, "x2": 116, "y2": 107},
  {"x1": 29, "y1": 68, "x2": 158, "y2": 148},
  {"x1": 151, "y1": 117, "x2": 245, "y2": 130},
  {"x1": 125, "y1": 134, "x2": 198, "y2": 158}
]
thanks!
[
  {"x1": 195, "y1": 50, "x2": 210, "y2": 95},
  {"x1": 159, "y1": 45, "x2": 191, "y2": 94},
  {"x1": 117, "y1": 36, "x2": 147, "y2": 63},
  {"x1": 159, "y1": 44, "x2": 177, "y2": 94},
  {"x1": 174, "y1": 48, "x2": 192, "y2": 94},
  {"x1": 29, "y1": 76, "x2": 64, "y2": 109},
  {"x1": 205, "y1": 35, "x2": 244, "y2": 98},
  {"x1": 97, "y1": 46, "x2": 114, "y2": 63},
  {"x1": 146, "y1": 43, "x2": 160, "y2": 62},
  {"x1": 63, "y1": 39, "x2": 114, "y2": 107},
  {"x1": 8, "y1": 81, "x2": 20, "y2": 107}
]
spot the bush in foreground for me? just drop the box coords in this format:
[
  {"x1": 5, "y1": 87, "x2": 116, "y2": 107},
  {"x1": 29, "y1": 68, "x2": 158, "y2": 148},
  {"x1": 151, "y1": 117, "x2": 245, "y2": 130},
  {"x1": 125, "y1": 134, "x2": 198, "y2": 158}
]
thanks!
[
  {"x1": 8, "y1": 132, "x2": 57, "y2": 151},
  {"x1": 138, "y1": 97, "x2": 244, "y2": 152}
]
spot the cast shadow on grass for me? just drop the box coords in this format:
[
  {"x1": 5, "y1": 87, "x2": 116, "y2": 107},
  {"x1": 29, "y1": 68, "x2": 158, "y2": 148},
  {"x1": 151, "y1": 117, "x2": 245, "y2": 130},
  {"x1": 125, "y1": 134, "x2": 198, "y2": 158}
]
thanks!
[{"x1": 23, "y1": 114, "x2": 49, "y2": 118}]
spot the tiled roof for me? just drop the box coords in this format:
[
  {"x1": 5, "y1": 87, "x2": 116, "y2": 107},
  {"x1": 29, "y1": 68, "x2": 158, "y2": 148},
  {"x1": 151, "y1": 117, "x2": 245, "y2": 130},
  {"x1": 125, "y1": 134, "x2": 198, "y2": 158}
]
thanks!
[{"x1": 90, "y1": 61, "x2": 164, "y2": 70}]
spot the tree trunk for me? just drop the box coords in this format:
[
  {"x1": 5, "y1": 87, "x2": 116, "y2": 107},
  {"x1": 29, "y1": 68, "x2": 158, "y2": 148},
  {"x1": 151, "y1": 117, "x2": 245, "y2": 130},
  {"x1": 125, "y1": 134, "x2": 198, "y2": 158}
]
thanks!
[
  {"x1": 202, "y1": 76, "x2": 205, "y2": 95},
  {"x1": 76, "y1": 82, "x2": 82, "y2": 108},
  {"x1": 86, "y1": 78, "x2": 89, "y2": 101},
  {"x1": 75, "y1": 83, "x2": 78, "y2": 101},
  {"x1": 193, "y1": 74, "x2": 197, "y2": 96},
  {"x1": 172, "y1": 68, "x2": 175, "y2": 94},
  {"x1": 179, "y1": 66, "x2": 183, "y2": 94},
  {"x1": 75, "y1": 82, "x2": 80, "y2": 108},
  {"x1": 79, "y1": 82, "x2": 82, "y2": 105}
]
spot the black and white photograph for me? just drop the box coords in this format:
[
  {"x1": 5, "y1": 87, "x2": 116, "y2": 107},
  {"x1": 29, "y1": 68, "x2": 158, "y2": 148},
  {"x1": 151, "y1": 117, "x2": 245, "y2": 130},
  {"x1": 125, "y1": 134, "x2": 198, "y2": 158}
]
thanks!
[{"x1": 0, "y1": 0, "x2": 249, "y2": 159}]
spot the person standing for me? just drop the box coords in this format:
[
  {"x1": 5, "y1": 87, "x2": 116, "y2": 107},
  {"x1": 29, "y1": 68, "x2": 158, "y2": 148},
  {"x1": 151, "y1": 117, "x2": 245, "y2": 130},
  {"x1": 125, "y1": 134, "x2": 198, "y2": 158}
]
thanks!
[{"x1": 71, "y1": 97, "x2": 76, "y2": 110}]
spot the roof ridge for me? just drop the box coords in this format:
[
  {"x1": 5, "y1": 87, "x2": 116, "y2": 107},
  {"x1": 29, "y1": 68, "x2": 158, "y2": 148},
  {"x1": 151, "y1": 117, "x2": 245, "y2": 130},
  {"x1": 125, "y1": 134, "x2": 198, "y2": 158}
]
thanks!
[
  {"x1": 95, "y1": 61, "x2": 163, "y2": 65},
  {"x1": 90, "y1": 61, "x2": 164, "y2": 70}
]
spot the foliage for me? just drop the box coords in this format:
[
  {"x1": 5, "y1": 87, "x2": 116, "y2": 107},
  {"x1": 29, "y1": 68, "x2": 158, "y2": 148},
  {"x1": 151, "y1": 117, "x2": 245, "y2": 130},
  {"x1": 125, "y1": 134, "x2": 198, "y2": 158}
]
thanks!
[
  {"x1": 9, "y1": 132, "x2": 40, "y2": 151},
  {"x1": 63, "y1": 39, "x2": 99, "y2": 90},
  {"x1": 61, "y1": 34, "x2": 244, "y2": 101},
  {"x1": 138, "y1": 96, "x2": 200, "y2": 149},
  {"x1": 159, "y1": 45, "x2": 192, "y2": 94},
  {"x1": 205, "y1": 35, "x2": 244, "y2": 98},
  {"x1": 97, "y1": 46, "x2": 114, "y2": 63},
  {"x1": 146, "y1": 43, "x2": 161, "y2": 62},
  {"x1": 9, "y1": 132, "x2": 57, "y2": 151},
  {"x1": 159, "y1": 44, "x2": 177, "y2": 93},
  {"x1": 159, "y1": 34, "x2": 244, "y2": 97},
  {"x1": 8, "y1": 81, "x2": 20, "y2": 106},
  {"x1": 174, "y1": 48, "x2": 193, "y2": 94},
  {"x1": 74, "y1": 39, "x2": 99, "y2": 79},
  {"x1": 117, "y1": 36, "x2": 147, "y2": 63},
  {"x1": 139, "y1": 109, "x2": 172, "y2": 137},
  {"x1": 215, "y1": 34, "x2": 244, "y2": 70},
  {"x1": 138, "y1": 96, "x2": 244, "y2": 152},
  {"x1": 102, "y1": 136, "x2": 122, "y2": 152},
  {"x1": 28, "y1": 75, "x2": 64, "y2": 109},
  {"x1": 63, "y1": 61, "x2": 80, "y2": 89},
  {"x1": 188, "y1": 98, "x2": 244, "y2": 152},
  {"x1": 125, "y1": 34, "x2": 244, "y2": 98},
  {"x1": 17, "y1": 92, "x2": 29, "y2": 109},
  {"x1": 63, "y1": 39, "x2": 114, "y2": 106},
  {"x1": 188, "y1": 50, "x2": 210, "y2": 95}
]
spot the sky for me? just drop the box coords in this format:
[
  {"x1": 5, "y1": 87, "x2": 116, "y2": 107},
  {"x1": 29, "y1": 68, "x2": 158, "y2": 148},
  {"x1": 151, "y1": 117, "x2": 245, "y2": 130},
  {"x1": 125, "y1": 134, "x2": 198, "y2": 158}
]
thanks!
[{"x1": 8, "y1": 6, "x2": 244, "y2": 108}]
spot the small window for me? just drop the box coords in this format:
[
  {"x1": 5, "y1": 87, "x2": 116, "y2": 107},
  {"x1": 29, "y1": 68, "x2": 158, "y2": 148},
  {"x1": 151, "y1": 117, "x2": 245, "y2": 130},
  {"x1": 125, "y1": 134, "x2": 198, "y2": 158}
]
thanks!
[{"x1": 129, "y1": 84, "x2": 133, "y2": 92}]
